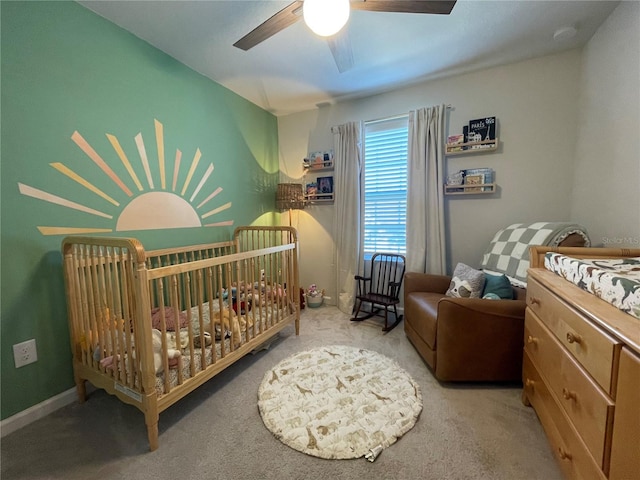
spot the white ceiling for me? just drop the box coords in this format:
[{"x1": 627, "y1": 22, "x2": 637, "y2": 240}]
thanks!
[{"x1": 78, "y1": 0, "x2": 619, "y2": 116}]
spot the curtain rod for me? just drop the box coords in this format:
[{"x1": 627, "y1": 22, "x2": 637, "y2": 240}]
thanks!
[{"x1": 331, "y1": 104, "x2": 453, "y2": 131}]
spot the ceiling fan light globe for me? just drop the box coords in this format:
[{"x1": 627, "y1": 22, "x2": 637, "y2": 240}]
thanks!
[{"x1": 303, "y1": 0, "x2": 350, "y2": 37}]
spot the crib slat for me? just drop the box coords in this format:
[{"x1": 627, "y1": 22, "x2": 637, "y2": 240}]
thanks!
[
  {"x1": 183, "y1": 271, "x2": 194, "y2": 379},
  {"x1": 120, "y1": 248, "x2": 136, "y2": 389}
]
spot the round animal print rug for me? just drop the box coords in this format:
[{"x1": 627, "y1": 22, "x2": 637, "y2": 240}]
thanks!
[{"x1": 257, "y1": 345, "x2": 422, "y2": 460}]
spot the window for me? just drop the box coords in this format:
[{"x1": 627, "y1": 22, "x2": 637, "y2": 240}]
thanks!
[{"x1": 363, "y1": 116, "x2": 408, "y2": 256}]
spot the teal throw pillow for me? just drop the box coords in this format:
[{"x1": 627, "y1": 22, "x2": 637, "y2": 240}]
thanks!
[{"x1": 482, "y1": 273, "x2": 514, "y2": 300}]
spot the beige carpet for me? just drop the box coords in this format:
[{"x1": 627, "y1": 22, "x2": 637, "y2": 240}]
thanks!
[
  {"x1": 258, "y1": 345, "x2": 422, "y2": 460},
  {"x1": 1, "y1": 306, "x2": 563, "y2": 480}
]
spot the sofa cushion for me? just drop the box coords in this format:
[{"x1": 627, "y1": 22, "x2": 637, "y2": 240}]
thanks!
[
  {"x1": 405, "y1": 292, "x2": 442, "y2": 350},
  {"x1": 482, "y1": 273, "x2": 514, "y2": 300},
  {"x1": 446, "y1": 263, "x2": 485, "y2": 298}
]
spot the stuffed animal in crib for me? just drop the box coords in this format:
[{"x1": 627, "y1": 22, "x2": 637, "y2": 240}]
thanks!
[
  {"x1": 265, "y1": 283, "x2": 285, "y2": 300},
  {"x1": 204, "y1": 309, "x2": 240, "y2": 344},
  {"x1": 99, "y1": 329, "x2": 181, "y2": 374},
  {"x1": 151, "y1": 329, "x2": 181, "y2": 374},
  {"x1": 203, "y1": 309, "x2": 253, "y2": 347}
]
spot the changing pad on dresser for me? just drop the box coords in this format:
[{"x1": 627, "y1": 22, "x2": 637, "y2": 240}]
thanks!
[{"x1": 544, "y1": 253, "x2": 640, "y2": 319}]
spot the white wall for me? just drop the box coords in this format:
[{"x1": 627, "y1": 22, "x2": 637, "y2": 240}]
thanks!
[
  {"x1": 279, "y1": 50, "x2": 583, "y2": 302},
  {"x1": 571, "y1": 1, "x2": 640, "y2": 248}
]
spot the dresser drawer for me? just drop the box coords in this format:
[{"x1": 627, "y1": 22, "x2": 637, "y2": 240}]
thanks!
[
  {"x1": 525, "y1": 311, "x2": 615, "y2": 468},
  {"x1": 523, "y1": 353, "x2": 608, "y2": 480},
  {"x1": 609, "y1": 348, "x2": 640, "y2": 480},
  {"x1": 527, "y1": 278, "x2": 620, "y2": 393}
]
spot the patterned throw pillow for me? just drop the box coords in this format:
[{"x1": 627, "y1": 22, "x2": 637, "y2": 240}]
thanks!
[{"x1": 445, "y1": 263, "x2": 485, "y2": 298}]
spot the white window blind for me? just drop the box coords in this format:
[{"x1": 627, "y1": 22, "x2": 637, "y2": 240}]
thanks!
[{"x1": 363, "y1": 116, "x2": 408, "y2": 255}]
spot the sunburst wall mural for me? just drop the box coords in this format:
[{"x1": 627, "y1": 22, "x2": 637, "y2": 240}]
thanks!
[{"x1": 18, "y1": 119, "x2": 233, "y2": 235}]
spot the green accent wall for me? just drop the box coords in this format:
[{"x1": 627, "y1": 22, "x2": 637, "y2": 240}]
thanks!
[{"x1": 1, "y1": 1, "x2": 279, "y2": 419}]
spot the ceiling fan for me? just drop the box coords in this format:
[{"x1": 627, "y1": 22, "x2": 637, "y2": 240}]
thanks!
[{"x1": 233, "y1": 0, "x2": 457, "y2": 73}]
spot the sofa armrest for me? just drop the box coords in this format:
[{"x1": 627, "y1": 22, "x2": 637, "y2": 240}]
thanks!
[
  {"x1": 405, "y1": 272, "x2": 452, "y2": 296},
  {"x1": 438, "y1": 297, "x2": 527, "y2": 318},
  {"x1": 434, "y1": 297, "x2": 527, "y2": 381}
]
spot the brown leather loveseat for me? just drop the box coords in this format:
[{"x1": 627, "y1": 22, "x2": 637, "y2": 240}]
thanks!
[
  {"x1": 403, "y1": 223, "x2": 589, "y2": 382},
  {"x1": 404, "y1": 273, "x2": 526, "y2": 382}
]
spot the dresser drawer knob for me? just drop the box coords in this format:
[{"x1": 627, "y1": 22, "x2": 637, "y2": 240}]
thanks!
[
  {"x1": 530, "y1": 297, "x2": 540, "y2": 306},
  {"x1": 558, "y1": 447, "x2": 572, "y2": 461},
  {"x1": 525, "y1": 378, "x2": 535, "y2": 389},
  {"x1": 566, "y1": 332, "x2": 582, "y2": 344},
  {"x1": 562, "y1": 388, "x2": 577, "y2": 401},
  {"x1": 526, "y1": 335, "x2": 538, "y2": 345}
]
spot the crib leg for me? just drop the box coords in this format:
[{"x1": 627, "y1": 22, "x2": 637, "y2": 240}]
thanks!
[
  {"x1": 75, "y1": 376, "x2": 87, "y2": 403},
  {"x1": 145, "y1": 412, "x2": 159, "y2": 451}
]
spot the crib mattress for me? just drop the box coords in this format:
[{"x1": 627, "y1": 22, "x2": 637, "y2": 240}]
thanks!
[
  {"x1": 153, "y1": 304, "x2": 287, "y2": 395},
  {"x1": 544, "y1": 253, "x2": 640, "y2": 319},
  {"x1": 111, "y1": 303, "x2": 288, "y2": 396}
]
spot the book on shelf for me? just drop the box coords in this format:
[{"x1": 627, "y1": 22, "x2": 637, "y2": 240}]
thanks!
[
  {"x1": 467, "y1": 117, "x2": 496, "y2": 148},
  {"x1": 445, "y1": 170, "x2": 465, "y2": 192},
  {"x1": 307, "y1": 150, "x2": 334, "y2": 168},
  {"x1": 463, "y1": 167, "x2": 494, "y2": 191},
  {"x1": 446, "y1": 134, "x2": 465, "y2": 152},
  {"x1": 463, "y1": 174, "x2": 483, "y2": 193},
  {"x1": 306, "y1": 182, "x2": 318, "y2": 196},
  {"x1": 317, "y1": 176, "x2": 333, "y2": 194}
]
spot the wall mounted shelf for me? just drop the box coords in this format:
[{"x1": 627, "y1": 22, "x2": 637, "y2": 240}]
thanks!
[
  {"x1": 303, "y1": 158, "x2": 334, "y2": 204},
  {"x1": 444, "y1": 183, "x2": 497, "y2": 195},
  {"x1": 305, "y1": 194, "x2": 334, "y2": 203},
  {"x1": 445, "y1": 138, "x2": 499, "y2": 156},
  {"x1": 303, "y1": 161, "x2": 334, "y2": 171}
]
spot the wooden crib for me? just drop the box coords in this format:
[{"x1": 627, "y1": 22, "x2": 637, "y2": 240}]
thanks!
[{"x1": 62, "y1": 226, "x2": 299, "y2": 451}]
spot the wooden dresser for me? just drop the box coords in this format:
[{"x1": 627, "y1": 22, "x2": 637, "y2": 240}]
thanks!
[{"x1": 522, "y1": 247, "x2": 640, "y2": 480}]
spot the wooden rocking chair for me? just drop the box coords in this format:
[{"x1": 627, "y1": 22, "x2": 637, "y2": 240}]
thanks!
[{"x1": 351, "y1": 253, "x2": 406, "y2": 332}]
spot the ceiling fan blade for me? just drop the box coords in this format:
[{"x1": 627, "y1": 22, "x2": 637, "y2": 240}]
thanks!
[
  {"x1": 327, "y1": 28, "x2": 354, "y2": 73},
  {"x1": 350, "y1": 0, "x2": 456, "y2": 15},
  {"x1": 233, "y1": 1, "x2": 304, "y2": 51}
]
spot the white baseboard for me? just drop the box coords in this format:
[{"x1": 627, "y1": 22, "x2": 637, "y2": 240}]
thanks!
[{"x1": 1, "y1": 387, "x2": 77, "y2": 437}]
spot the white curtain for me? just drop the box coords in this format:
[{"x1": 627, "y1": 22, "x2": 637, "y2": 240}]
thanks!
[
  {"x1": 332, "y1": 122, "x2": 362, "y2": 313},
  {"x1": 406, "y1": 105, "x2": 446, "y2": 274}
]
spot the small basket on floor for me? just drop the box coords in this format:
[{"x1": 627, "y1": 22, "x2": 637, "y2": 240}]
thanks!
[{"x1": 306, "y1": 295, "x2": 324, "y2": 308}]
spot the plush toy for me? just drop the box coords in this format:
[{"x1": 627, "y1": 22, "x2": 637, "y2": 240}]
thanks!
[
  {"x1": 447, "y1": 276, "x2": 473, "y2": 298},
  {"x1": 482, "y1": 292, "x2": 501, "y2": 300},
  {"x1": 98, "y1": 328, "x2": 182, "y2": 374},
  {"x1": 203, "y1": 308, "x2": 254, "y2": 348},
  {"x1": 193, "y1": 331, "x2": 212, "y2": 348},
  {"x1": 151, "y1": 328, "x2": 181, "y2": 374},
  {"x1": 265, "y1": 283, "x2": 285, "y2": 300},
  {"x1": 204, "y1": 309, "x2": 234, "y2": 342}
]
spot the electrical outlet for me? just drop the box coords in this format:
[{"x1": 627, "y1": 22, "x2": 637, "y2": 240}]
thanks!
[{"x1": 13, "y1": 339, "x2": 38, "y2": 368}]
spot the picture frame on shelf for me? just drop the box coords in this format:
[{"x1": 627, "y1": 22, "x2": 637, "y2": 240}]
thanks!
[
  {"x1": 306, "y1": 182, "x2": 318, "y2": 196},
  {"x1": 317, "y1": 176, "x2": 333, "y2": 194}
]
